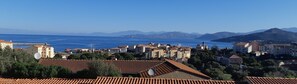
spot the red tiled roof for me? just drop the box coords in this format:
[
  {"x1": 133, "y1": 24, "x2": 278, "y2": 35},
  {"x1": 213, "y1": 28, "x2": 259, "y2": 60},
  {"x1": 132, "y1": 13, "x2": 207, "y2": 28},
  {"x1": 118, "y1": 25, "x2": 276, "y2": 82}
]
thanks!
[
  {"x1": 139, "y1": 59, "x2": 210, "y2": 79},
  {"x1": 39, "y1": 59, "x2": 162, "y2": 74},
  {"x1": 0, "y1": 77, "x2": 235, "y2": 84},
  {"x1": 39, "y1": 59, "x2": 210, "y2": 79},
  {"x1": 0, "y1": 78, "x2": 94, "y2": 84},
  {"x1": 246, "y1": 76, "x2": 297, "y2": 84},
  {"x1": 93, "y1": 77, "x2": 235, "y2": 84}
]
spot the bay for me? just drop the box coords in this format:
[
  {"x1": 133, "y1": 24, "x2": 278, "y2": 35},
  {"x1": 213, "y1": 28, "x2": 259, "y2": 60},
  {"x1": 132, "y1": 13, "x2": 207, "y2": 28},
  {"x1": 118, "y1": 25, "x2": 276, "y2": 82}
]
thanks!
[{"x1": 0, "y1": 34, "x2": 232, "y2": 52}]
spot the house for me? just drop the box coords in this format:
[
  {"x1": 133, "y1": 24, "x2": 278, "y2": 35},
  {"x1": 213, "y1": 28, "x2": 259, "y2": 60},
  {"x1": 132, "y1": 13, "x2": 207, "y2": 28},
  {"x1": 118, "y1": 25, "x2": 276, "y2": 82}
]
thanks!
[
  {"x1": 229, "y1": 55, "x2": 243, "y2": 64},
  {"x1": 246, "y1": 76, "x2": 297, "y2": 84},
  {"x1": 233, "y1": 42, "x2": 252, "y2": 53},
  {"x1": 0, "y1": 40, "x2": 13, "y2": 50},
  {"x1": 168, "y1": 47, "x2": 178, "y2": 58},
  {"x1": 25, "y1": 44, "x2": 55, "y2": 58},
  {"x1": 217, "y1": 55, "x2": 243, "y2": 65},
  {"x1": 262, "y1": 44, "x2": 292, "y2": 56},
  {"x1": 148, "y1": 48, "x2": 165, "y2": 59},
  {"x1": 39, "y1": 59, "x2": 211, "y2": 79},
  {"x1": 176, "y1": 47, "x2": 191, "y2": 59},
  {"x1": 0, "y1": 77, "x2": 236, "y2": 84}
]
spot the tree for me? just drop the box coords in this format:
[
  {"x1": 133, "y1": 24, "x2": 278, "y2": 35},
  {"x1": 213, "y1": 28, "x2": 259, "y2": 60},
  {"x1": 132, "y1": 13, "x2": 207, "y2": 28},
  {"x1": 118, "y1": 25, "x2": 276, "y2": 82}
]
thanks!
[
  {"x1": 76, "y1": 60, "x2": 121, "y2": 78},
  {"x1": 4, "y1": 62, "x2": 71, "y2": 78}
]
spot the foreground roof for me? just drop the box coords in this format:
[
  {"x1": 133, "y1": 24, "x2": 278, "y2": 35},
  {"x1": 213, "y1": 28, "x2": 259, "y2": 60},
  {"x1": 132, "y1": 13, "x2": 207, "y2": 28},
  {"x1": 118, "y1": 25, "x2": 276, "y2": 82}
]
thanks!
[
  {"x1": 0, "y1": 78, "x2": 94, "y2": 84},
  {"x1": 39, "y1": 59, "x2": 210, "y2": 79},
  {"x1": 94, "y1": 77, "x2": 235, "y2": 84},
  {"x1": 39, "y1": 59, "x2": 163, "y2": 73},
  {"x1": 0, "y1": 77, "x2": 235, "y2": 84},
  {"x1": 246, "y1": 76, "x2": 297, "y2": 84}
]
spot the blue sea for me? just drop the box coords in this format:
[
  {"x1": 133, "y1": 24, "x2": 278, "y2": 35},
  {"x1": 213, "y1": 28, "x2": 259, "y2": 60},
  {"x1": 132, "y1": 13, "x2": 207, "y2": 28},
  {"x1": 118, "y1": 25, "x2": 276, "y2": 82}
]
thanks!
[{"x1": 0, "y1": 34, "x2": 232, "y2": 52}]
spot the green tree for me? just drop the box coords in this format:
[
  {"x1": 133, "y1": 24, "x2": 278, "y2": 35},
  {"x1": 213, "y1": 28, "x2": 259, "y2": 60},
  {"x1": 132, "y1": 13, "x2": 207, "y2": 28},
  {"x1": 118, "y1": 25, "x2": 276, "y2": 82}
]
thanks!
[{"x1": 76, "y1": 60, "x2": 121, "y2": 78}]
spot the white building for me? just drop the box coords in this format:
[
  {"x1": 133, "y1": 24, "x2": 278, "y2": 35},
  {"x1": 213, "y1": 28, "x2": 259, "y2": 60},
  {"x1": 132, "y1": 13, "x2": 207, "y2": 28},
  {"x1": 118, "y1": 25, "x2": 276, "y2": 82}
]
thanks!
[
  {"x1": 0, "y1": 40, "x2": 13, "y2": 50},
  {"x1": 233, "y1": 42, "x2": 252, "y2": 53},
  {"x1": 25, "y1": 44, "x2": 55, "y2": 58}
]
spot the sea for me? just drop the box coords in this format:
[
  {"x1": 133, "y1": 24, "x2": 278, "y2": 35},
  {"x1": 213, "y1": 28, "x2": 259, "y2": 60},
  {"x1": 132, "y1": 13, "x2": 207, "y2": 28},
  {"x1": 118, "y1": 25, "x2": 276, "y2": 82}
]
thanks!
[{"x1": 0, "y1": 34, "x2": 233, "y2": 52}]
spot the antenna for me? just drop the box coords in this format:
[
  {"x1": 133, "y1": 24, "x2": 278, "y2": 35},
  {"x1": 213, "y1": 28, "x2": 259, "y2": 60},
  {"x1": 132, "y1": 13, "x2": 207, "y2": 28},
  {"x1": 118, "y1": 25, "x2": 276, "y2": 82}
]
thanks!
[{"x1": 34, "y1": 53, "x2": 41, "y2": 60}]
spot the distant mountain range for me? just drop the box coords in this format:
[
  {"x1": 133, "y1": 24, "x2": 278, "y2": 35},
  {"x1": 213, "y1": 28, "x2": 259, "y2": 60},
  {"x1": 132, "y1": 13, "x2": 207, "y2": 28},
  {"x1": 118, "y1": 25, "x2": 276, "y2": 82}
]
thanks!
[
  {"x1": 197, "y1": 32, "x2": 242, "y2": 40},
  {"x1": 213, "y1": 28, "x2": 297, "y2": 42},
  {"x1": 2, "y1": 27, "x2": 297, "y2": 40},
  {"x1": 123, "y1": 32, "x2": 201, "y2": 39}
]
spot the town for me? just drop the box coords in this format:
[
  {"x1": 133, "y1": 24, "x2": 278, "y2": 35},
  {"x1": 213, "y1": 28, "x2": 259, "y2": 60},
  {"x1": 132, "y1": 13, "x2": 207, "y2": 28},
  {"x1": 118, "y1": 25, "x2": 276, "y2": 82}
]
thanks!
[{"x1": 1, "y1": 39, "x2": 297, "y2": 84}]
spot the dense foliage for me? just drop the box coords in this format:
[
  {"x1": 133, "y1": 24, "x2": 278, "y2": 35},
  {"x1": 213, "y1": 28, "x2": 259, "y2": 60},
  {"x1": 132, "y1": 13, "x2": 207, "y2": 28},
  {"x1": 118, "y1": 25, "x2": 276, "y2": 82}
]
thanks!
[
  {"x1": 0, "y1": 47, "x2": 72, "y2": 78},
  {"x1": 67, "y1": 52, "x2": 137, "y2": 60},
  {"x1": 0, "y1": 47, "x2": 35, "y2": 75},
  {"x1": 76, "y1": 60, "x2": 121, "y2": 78},
  {"x1": 188, "y1": 48, "x2": 297, "y2": 81},
  {"x1": 67, "y1": 53, "x2": 109, "y2": 60},
  {"x1": 4, "y1": 63, "x2": 71, "y2": 78}
]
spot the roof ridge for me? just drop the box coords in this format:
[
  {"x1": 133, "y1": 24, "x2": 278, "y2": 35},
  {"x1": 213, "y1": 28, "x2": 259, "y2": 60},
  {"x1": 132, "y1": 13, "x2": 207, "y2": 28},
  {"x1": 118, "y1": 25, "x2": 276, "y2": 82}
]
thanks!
[
  {"x1": 137, "y1": 61, "x2": 167, "y2": 73},
  {"x1": 40, "y1": 58, "x2": 164, "y2": 62},
  {"x1": 247, "y1": 76, "x2": 297, "y2": 79},
  {"x1": 164, "y1": 59, "x2": 211, "y2": 79}
]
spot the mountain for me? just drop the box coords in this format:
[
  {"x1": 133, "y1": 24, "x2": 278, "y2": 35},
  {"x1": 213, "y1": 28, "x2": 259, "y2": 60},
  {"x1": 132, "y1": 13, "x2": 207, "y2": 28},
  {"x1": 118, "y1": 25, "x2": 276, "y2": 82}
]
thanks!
[
  {"x1": 90, "y1": 30, "x2": 165, "y2": 36},
  {"x1": 124, "y1": 32, "x2": 201, "y2": 39},
  {"x1": 246, "y1": 27, "x2": 297, "y2": 34},
  {"x1": 213, "y1": 28, "x2": 297, "y2": 42},
  {"x1": 197, "y1": 32, "x2": 242, "y2": 40}
]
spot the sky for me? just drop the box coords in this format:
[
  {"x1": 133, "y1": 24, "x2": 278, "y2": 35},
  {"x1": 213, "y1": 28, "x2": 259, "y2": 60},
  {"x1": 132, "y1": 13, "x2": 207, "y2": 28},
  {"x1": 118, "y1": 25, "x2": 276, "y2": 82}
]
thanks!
[{"x1": 1, "y1": 0, "x2": 297, "y2": 34}]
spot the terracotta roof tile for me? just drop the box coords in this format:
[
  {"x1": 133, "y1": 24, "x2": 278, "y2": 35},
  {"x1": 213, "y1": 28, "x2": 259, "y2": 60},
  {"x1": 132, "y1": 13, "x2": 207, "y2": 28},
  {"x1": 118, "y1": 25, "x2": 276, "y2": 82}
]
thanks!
[
  {"x1": 93, "y1": 77, "x2": 235, "y2": 84},
  {"x1": 0, "y1": 78, "x2": 94, "y2": 84},
  {"x1": 39, "y1": 59, "x2": 210, "y2": 79},
  {"x1": 165, "y1": 59, "x2": 211, "y2": 79},
  {"x1": 246, "y1": 76, "x2": 297, "y2": 84},
  {"x1": 38, "y1": 59, "x2": 163, "y2": 73}
]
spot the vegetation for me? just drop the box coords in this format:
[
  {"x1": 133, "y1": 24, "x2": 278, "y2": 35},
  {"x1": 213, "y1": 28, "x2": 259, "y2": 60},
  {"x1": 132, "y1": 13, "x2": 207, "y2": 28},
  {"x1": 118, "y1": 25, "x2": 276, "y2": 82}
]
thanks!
[
  {"x1": 4, "y1": 63, "x2": 71, "y2": 78},
  {"x1": 67, "y1": 52, "x2": 109, "y2": 60},
  {"x1": 188, "y1": 48, "x2": 297, "y2": 81},
  {"x1": 0, "y1": 47, "x2": 35, "y2": 75},
  {"x1": 76, "y1": 60, "x2": 121, "y2": 78},
  {"x1": 67, "y1": 52, "x2": 138, "y2": 60}
]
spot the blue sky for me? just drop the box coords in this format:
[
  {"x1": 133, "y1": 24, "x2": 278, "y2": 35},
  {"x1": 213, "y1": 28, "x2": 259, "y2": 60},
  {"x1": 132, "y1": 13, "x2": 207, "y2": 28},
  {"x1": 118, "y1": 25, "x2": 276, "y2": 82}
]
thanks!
[{"x1": 1, "y1": 0, "x2": 297, "y2": 34}]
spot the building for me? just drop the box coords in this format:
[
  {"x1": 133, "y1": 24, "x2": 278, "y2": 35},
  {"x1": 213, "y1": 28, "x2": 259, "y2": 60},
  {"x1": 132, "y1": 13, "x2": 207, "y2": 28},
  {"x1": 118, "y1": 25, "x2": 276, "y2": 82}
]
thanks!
[
  {"x1": 0, "y1": 40, "x2": 13, "y2": 50},
  {"x1": 39, "y1": 59, "x2": 211, "y2": 79},
  {"x1": 217, "y1": 55, "x2": 243, "y2": 65},
  {"x1": 228, "y1": 55, "x2": 243, "y2": 64},
  {"x1": 25, "y1": 44, "x2": 55, "y2": 58},
  {"x1": 148, "y1": 48, "x2": 166, "y2": 59},
  {"x1": 233, "y1": 42, "x2": 252, "y2": 53},
  {"x1": 176, "y1": 47, "x2": 191, "y2": 59},
  {"x1": 246, "y1": 76, "x2": 297, "y2": 84},
  {"x1": 261, "y1": 44, "x2": 292, "y2": 56}
]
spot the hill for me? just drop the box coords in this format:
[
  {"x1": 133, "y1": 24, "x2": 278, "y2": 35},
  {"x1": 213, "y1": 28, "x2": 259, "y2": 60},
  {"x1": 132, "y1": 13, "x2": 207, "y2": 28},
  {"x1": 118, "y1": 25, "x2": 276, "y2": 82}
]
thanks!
[
  {"x1": 123, "y1": 32, "x2": 201, "y2": 39},
  {"x1": 213, "y1": 28, "x2": 297, "y2": 42},
  {"x1": 197, "y1": 32, "x2": 241, "y2": 40}
]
